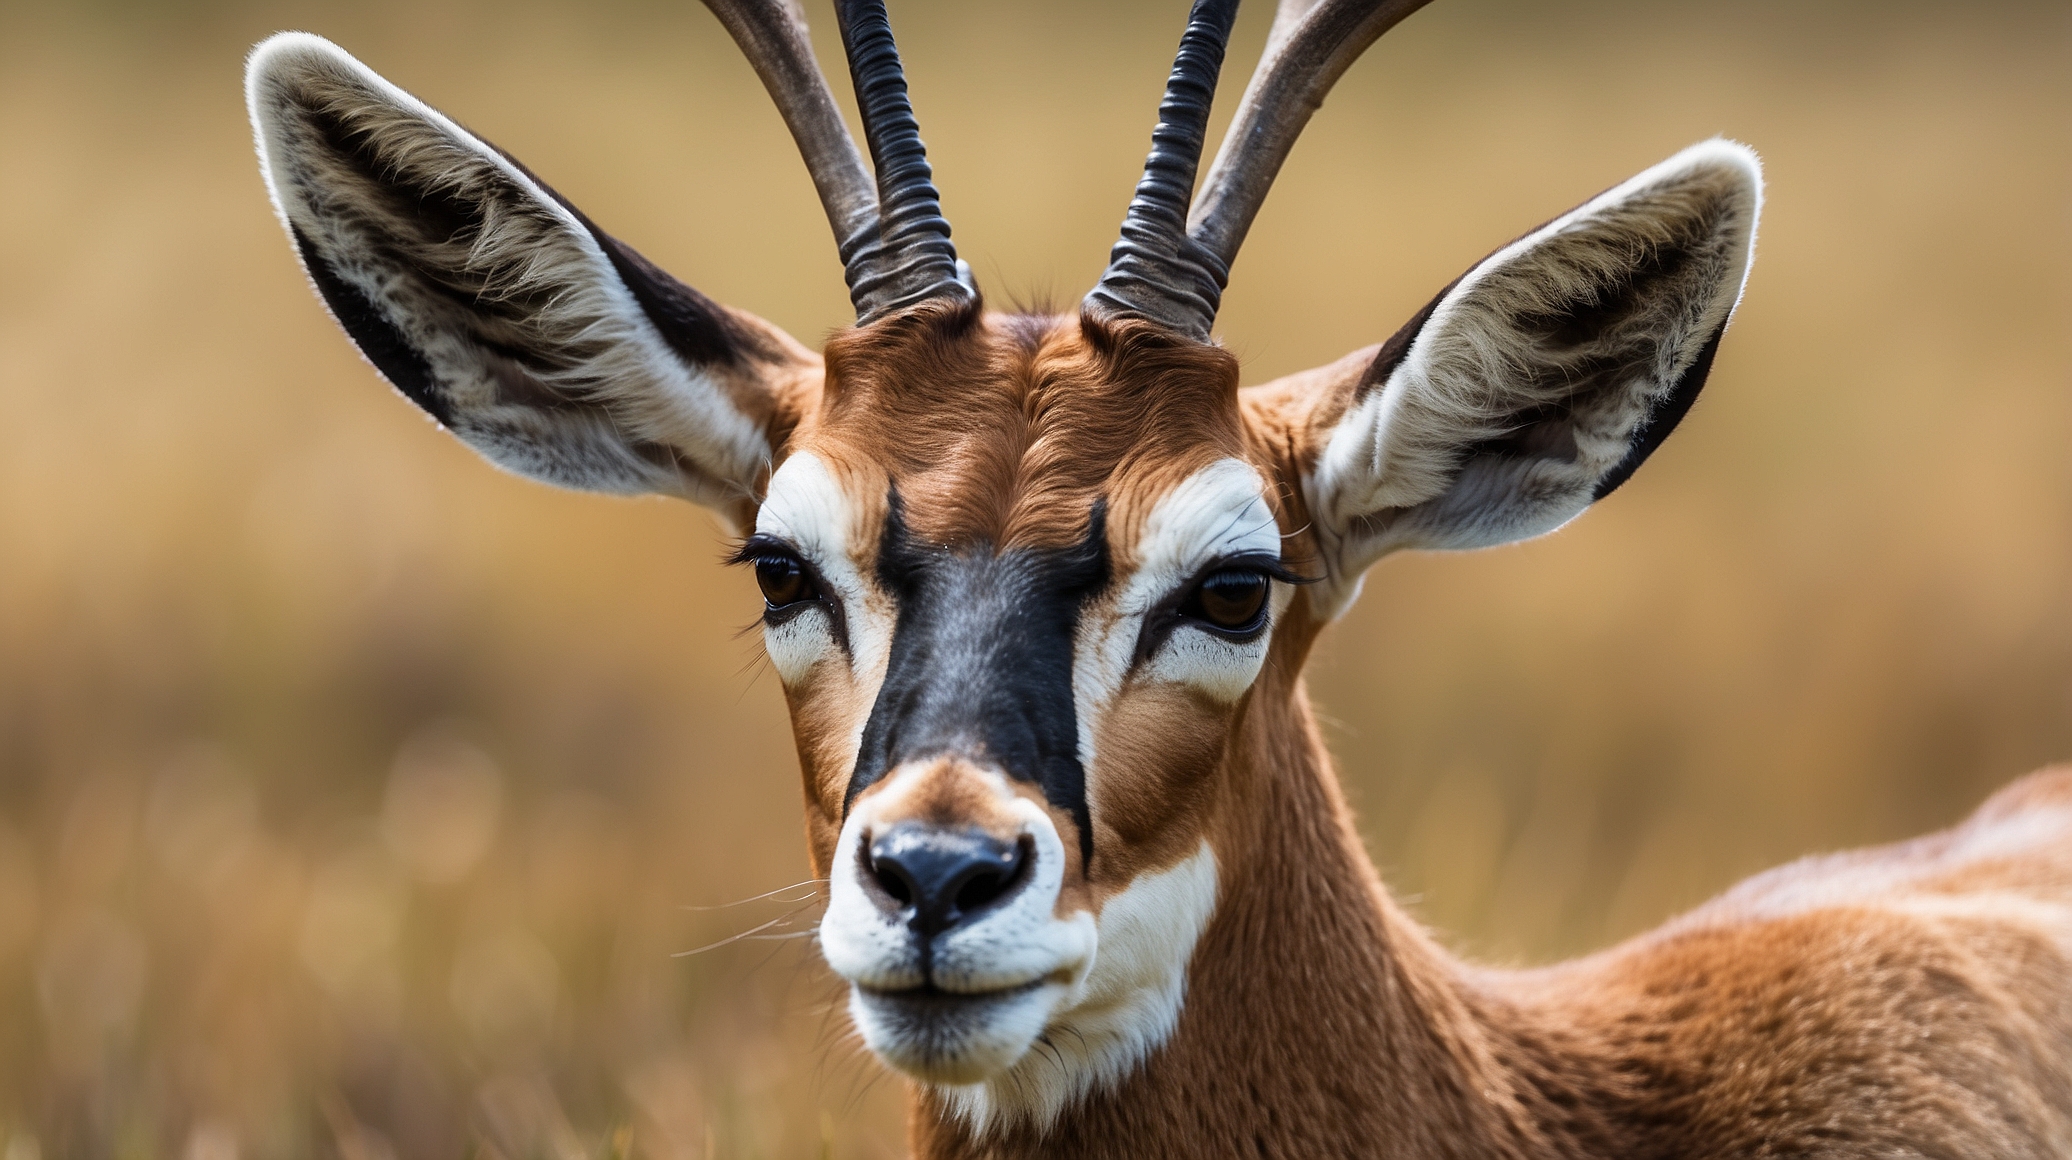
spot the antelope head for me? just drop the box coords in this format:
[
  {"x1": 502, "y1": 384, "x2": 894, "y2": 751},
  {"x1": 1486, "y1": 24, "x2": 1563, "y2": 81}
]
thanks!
[{"x1": 246, "y1": 0, "x2": 1759, "y2": 1135}]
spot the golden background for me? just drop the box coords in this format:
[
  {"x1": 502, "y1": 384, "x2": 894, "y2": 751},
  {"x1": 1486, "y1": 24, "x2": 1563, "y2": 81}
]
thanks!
[{"x1": 0, "y1": 0, "x2": 2067, "y2": 1154}]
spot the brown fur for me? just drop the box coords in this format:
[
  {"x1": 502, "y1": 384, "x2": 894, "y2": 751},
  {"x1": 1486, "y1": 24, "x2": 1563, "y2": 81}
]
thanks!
[
  {"x1": 252, "y1": 33, "x2": 2066, "y2": 1158},
  {"x1": 771, "y1": 313, "x2": 2072, "y2": 1157},
  {"x1": 1080, "y1": 681, "x2": 1228, "y2": 883},
  {"x1": 909, "y1": 593, "x2": 2072, "y2": 1157},
  {"x1": 797, "y1": 305, "x2": 1247, "y2": 553},
  {"x1": 781, "y1": 309, "x2": 1255, "y2": 900}
]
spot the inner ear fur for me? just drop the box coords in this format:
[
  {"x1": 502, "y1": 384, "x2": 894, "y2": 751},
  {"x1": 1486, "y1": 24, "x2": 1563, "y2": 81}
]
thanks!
[
  {"x1": 247, "y1": 32, "x2": 815, "y2": 526},
  {"x1": 1287, "y1": 139, "x2": 1761, "y2": 583}
]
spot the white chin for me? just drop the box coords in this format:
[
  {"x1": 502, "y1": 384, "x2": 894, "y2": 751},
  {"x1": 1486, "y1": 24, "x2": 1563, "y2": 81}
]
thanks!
[{"x1": 849, "y1": 981, "x2": 1066, "y2": 1085}]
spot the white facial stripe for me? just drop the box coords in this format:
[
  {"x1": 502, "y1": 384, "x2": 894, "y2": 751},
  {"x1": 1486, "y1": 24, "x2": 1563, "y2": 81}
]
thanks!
[
  {"x1": 754, "y1": 452, "x2": 894, "y2": 692},
  {"x1": 1134, "y1": 458, "x2": 1284, "y2": 599},
  {"x1": 1140, "y1": 610, "x2": 1287, "y2": 702},
  {"x1": 1073, "y1": 457, "x2": 1283, "y2": 769},
  {"x1": 941, "y1": 841, "x2": 1219, "y2": 1134}
]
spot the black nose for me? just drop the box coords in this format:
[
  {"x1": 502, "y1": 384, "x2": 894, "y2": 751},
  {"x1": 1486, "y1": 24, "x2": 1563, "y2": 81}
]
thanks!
[{"x1": 866, "y1": 825, "x2": 1030, "y2": 937}]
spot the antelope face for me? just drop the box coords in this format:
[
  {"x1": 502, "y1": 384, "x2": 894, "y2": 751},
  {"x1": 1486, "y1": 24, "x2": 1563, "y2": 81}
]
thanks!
[
  {"x1": 749, "y1": 314, "x2": 1282, "y2": 1100},
  {"x1": 250, "y1": 0, "x2": 1760, "y2": 1139}
]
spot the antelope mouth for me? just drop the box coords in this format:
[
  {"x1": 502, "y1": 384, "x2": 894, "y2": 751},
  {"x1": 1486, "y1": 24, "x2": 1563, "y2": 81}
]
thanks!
[
  {"x1": 859, "y1": 978, "x2": 1046, "y2": 1004},
  {"x1": 847, "y1": 976, "x2": 1068, "y2": 1085}
]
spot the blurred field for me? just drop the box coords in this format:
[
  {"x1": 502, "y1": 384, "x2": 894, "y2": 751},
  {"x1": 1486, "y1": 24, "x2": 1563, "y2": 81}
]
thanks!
[{"x1": 0, "y1": 0, "x2": 2067, "y2": 1155}]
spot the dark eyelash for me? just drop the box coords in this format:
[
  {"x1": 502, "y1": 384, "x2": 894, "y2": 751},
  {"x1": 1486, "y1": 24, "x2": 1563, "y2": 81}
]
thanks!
[
  {"x1": 724, "y1": 533, "x2": 797, "y2": 567},
  {"x1": 725, "y1": 534, "x2": 853, "y2": 656},
  {"x1": 1129, "y1": 554, "x2": 1309, "y2": 666},
  {"x1": 1211, "y1": 552, "x2": 1321, "y2": 586}
]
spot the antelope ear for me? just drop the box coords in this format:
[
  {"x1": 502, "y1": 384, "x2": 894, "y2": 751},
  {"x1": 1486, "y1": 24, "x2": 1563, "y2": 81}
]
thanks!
[
  {"x1": 1283, "y1": 139, "x2": 1760, "y2": 614},
  {"x1": 246, "y1": 32, "x2": 815, "y2": 530}
]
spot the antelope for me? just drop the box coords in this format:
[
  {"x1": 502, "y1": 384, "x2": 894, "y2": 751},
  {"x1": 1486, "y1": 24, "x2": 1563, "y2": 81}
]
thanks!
[{"x1": 244, "y1": 0, "x2": 2072, "y2": 1154}]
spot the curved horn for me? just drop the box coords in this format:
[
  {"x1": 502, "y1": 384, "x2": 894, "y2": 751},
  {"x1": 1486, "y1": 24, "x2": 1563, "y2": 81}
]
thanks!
[
  {"x1": 1187, "y1": 0, "x2": 1434, "y2": 272},
  {"x1": 700, "y1": 0, "x2": 878, "y2": 277},
  {"x1": 836, "y1": 0, "x2": 973, "y2": 322},
  {"x1": 1083, "y1": 0, "x2": 1242, "y2": 341}
]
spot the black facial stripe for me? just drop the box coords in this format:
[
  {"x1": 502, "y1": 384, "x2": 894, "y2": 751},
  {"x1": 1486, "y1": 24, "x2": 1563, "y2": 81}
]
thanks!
[{"x1": 846, "y1": 496, "x2": 1109, "y2": 870}]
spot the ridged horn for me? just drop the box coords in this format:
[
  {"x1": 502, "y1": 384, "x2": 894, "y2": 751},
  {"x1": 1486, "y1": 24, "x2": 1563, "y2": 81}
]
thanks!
[
  {"x1": 1083, "y1": 0, "x2": 1242, "y2": 342},
  {"x1": 835, "y1": 0, "x2": 973, "y2": 322}
]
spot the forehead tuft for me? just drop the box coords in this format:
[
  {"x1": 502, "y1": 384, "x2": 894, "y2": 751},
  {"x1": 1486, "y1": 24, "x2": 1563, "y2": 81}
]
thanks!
[{"x1": 785, "y1": 311, "x2": 1245, "y2": 552}]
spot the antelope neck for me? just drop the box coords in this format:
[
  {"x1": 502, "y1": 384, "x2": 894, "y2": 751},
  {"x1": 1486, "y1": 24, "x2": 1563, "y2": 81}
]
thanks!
[{"x1": 908, "y1": 622, "x2": 1571, "y2": 1158}]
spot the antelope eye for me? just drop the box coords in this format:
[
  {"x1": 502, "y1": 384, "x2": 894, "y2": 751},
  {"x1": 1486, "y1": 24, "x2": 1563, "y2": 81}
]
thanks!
[
  {"x1": 754, "y1": 554, "x2": 813, "y2": 609},
  {"x1": 1182, "y1": 568, "x2": 1271, "y2": 632}
]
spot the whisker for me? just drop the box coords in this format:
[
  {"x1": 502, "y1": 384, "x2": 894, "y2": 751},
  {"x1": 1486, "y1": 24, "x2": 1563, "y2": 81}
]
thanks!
[
  {"x1": 673, "y1": 899, "x2": 822, "y2": 957},
  {"x1": 673, "y1": 914, "x2": 796, "y2": 956},
  {"x1": 682, "y1": 878, "x2": 828, "y2": 911},
  {"x1": 667, "y1": 915, "x2": 795, "y2": 961},
  {"x1": 734, "y1": 639, "x2": 775, "y2": 700}
]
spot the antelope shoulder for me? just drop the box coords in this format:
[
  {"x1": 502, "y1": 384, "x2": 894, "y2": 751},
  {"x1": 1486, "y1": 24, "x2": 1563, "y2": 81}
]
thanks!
[{"x1": 1501, "y1": 767, "x2": 2072, "y2": 1155}]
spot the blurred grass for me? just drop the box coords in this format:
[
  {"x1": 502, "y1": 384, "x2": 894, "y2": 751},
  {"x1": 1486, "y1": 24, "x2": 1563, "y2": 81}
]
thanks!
[{"x1": 0, "y1": 0, "x2": 2068, "y2": 1155}]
